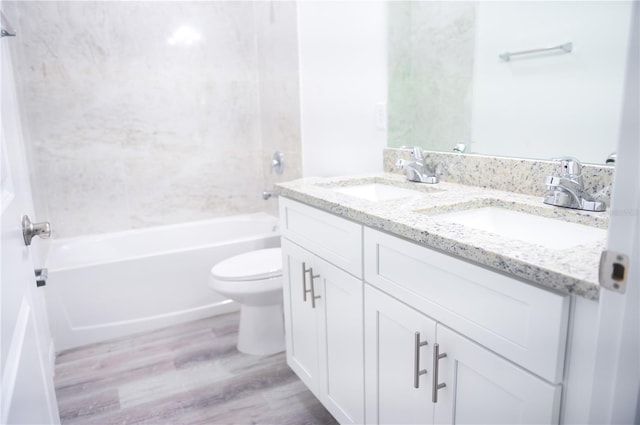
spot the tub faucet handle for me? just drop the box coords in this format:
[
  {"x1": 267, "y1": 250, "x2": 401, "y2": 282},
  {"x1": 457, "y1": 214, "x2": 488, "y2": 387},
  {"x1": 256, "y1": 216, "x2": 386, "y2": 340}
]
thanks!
[{"x1": 271, "y1": 151, "x2": 284, "y2": 175}]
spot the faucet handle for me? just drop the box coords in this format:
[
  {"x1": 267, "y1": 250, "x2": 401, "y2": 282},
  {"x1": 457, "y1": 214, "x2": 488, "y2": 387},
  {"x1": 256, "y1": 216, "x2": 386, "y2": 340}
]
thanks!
[
  {"x1": 400, "y1": 146, "x2": 425, "y2": 160},
  {"x1": 551, "y1": 156, "x2": 582, "y2": 178}
]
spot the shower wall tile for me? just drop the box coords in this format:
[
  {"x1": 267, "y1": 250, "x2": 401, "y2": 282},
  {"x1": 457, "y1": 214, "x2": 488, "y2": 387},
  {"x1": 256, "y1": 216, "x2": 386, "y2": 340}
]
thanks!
[
  {"x1": 124, "y1": 150, "x2": 265, "y2": 229},
  {"x1": 255, "y1": 1, "x2": 302, "y2": 217},
  {"x1": 37, "y1": 158, "x2": 132, "y2": 238},
  {"x1": 262, "y1": 149, "x2": 303, "y2": 217},
  {"x1": 258, "y1": 79, "x2": 302, "y2": 154},
  {"x1": 255, "y1": 2, "x2": 300, "y2": 82},
  {"x1": 8, "y1": 1, "x2": 302, "y2": 238}
]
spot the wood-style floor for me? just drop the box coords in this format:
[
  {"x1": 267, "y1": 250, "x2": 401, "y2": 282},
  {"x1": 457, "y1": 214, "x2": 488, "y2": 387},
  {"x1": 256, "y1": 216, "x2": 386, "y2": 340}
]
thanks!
[{"x1": 54, "y1": 312, "x2": 338, "y2": 424}]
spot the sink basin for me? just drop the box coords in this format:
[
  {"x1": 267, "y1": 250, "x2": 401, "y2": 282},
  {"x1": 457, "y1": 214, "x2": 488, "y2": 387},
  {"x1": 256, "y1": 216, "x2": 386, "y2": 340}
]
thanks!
[
  {"x1": 331, "y1": 183, "x2": 425, "y2": 202},
  {"x1": 435, "y1": 206, "x2": 607, "y2": 249}
]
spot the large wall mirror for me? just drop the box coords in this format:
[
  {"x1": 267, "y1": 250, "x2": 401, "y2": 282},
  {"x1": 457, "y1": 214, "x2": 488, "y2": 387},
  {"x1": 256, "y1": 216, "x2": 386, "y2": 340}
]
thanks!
[{"x1": 387, "y1": 1, "x2": 634, "y2": 165}]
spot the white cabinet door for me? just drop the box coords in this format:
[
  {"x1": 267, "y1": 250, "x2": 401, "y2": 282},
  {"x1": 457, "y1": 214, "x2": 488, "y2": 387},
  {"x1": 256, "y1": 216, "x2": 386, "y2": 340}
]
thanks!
[
  {"x1": 434, "y1": 326, "x2": 562, "y2": 425},
  {"x1": 282, "y1": 238, "x2": 365, "y2": 423},
  {"x1": 282, "y1": 239, "x2": 320, "y2": 396},
  {"x1": 365, "y1": 284, "x2": 437, "y2": 425},
  {"x1": 317, "y1": 256, "x2": 364, "y2": 424}
]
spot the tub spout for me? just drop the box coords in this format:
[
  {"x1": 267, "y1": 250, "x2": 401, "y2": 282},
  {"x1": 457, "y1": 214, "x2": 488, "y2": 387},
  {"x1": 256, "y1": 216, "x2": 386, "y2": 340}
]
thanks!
[{"x1": 262, "y1": 190, "x2": 278, "y2": 200}]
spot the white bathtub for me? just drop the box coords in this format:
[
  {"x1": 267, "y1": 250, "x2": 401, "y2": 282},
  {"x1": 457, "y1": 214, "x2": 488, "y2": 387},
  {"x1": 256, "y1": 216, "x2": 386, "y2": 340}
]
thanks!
[{"x1": 45, "y1": 213, "x2": 280, "y2": 351}]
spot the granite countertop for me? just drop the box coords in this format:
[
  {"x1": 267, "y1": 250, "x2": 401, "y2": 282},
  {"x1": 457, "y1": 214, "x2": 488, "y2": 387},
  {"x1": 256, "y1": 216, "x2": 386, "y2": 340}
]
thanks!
[{"x1": 276, "y1": 173, "x2": 609, "y2": 301}]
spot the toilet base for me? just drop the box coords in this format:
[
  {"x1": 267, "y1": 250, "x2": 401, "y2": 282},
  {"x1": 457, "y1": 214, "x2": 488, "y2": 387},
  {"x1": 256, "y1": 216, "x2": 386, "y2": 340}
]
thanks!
[{"x1": 237, "y1": 303, "x2": 285, "y2": 356}]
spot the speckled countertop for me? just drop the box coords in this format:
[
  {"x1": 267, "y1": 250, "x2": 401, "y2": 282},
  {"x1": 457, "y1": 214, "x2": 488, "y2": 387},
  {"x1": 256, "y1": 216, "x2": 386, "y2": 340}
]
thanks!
[{"x1": 276, "y1": 172, "x2": 609, "y2": 301}]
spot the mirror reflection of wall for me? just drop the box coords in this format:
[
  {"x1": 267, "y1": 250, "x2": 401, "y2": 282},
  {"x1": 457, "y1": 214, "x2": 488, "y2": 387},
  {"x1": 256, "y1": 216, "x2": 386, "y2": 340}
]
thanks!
[
  {"x1": 388, "y1": 1, "x2": 633, "y2": 165},
  {"x1": 388, "y1": 2, "x2": 476, "y2": 154}
]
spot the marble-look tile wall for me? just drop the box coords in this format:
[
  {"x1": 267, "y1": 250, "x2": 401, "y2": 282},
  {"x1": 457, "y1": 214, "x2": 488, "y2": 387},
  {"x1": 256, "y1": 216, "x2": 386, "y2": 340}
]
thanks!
[
  {"x1": 8, "y1": 1, "x2": 301, "y2": 238},
  {"x1": 387, "y1": 2, "x2": 476, "y2": 151},
  {"x1": 255, "y1": 2, "x2": 302, "y2": 217}
]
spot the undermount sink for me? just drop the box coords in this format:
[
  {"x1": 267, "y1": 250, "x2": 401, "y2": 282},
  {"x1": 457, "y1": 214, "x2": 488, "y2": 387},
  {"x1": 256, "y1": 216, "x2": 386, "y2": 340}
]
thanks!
[
  {"x1": 434, "y1": 206, "x2": 607, "y2": 250},
  {"x1": 331, "y1": 183, "x2": 425, "y2": 202}
]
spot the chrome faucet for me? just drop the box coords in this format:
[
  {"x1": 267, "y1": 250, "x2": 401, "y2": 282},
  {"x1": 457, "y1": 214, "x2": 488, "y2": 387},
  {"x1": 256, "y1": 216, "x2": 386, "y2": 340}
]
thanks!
[
  {"x1": 543, "y1": 157, "x2": 606, "y2": 212},
  {"x1": 396, "y1": 146, "x2": 439, "y2": 184}
]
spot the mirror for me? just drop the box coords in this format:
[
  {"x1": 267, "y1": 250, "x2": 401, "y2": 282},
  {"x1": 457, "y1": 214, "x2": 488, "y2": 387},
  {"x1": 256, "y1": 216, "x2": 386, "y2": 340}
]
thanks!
[{"x1": 387, "y1": 1, "x2": 633, "y2": 164}]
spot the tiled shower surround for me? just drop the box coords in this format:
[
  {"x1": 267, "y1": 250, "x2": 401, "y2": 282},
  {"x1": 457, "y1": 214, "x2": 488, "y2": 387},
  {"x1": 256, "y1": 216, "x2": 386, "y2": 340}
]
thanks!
[{"x1": 6, "y1": 1, "x2": 301, "y2": 238}]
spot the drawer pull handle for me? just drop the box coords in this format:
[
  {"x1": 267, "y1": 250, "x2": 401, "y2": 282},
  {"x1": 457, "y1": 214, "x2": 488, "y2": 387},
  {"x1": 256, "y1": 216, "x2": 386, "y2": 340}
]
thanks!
[
  {"x1": 432, "y1": 343, "x2": 447, "y2": 403},
  {"x1": 414, "y1": 332, "x2": 428, "y2": 388},
  {"x1": 309, "y1": 268, "x2": 321, "y2": 309},
  {"x1": 302, "y1": 262, "x2": 312, "y2": 302}
]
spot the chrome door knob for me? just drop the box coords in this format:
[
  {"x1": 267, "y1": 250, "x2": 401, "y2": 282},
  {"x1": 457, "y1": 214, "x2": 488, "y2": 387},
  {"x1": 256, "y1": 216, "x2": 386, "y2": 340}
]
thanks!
[{"x1": 21, "y1": 215, "x2": 51, "y2": 246}]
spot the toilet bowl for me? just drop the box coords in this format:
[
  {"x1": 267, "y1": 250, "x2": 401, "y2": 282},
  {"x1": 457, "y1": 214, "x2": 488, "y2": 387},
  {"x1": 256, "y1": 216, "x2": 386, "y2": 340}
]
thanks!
[{"x1": 208, "y1": 247, "x2": 284, "y2": 355}]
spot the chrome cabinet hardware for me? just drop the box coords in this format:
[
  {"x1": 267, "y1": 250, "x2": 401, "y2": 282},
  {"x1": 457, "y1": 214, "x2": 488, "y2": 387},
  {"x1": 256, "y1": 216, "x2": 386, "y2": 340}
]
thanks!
[
  {"x1": 432, "y1": 343, "x2": 447, "y2": 403},
  {"x1": 21, "y1": 215, "x2": 51, "y2": 246},
  {"x1": 302, "y1": 262, "x2": 311, "y2": 302},
  {"x1": 414, "y1": 332, "x2": 429, "y2": 388},
  {"x1": 301, "y1": 262, "x2": 320, "y2": 308},
  {"x1": 309, "y1": 269, "x2": 321, "y2": 309}
]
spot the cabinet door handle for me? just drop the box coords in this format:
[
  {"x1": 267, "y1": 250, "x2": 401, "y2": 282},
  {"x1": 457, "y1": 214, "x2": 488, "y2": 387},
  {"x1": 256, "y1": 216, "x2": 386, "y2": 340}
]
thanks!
[
  {"x1": 432, "y1": 342, "x2": 447, "y2": 403},
  {"x1": 309, "y1": 268, "x2": 321, "y2": 308},
  {"x1": 414, "y1": 332, "x2": 428, "y2": 388},
  {"x1": 302, "y1": 262, "x2": 312, "y2": 302}
]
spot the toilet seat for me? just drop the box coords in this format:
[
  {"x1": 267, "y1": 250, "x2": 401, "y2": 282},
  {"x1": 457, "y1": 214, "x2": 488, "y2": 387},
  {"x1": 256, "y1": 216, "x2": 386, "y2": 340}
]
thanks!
[{"x1": 211, "y1": 247, "x2": 282, "y2": 282}]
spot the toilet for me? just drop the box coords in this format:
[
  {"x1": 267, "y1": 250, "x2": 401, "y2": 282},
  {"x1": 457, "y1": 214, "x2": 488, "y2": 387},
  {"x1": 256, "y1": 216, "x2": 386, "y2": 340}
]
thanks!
[{"x1": 208, "y1": 247, "x2": 285, "y2": 356}]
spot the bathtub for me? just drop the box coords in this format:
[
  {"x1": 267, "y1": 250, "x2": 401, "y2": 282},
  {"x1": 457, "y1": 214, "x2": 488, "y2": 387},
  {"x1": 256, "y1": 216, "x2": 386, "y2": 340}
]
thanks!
[{"x1": 45, "y1": 213, "x2": 280, "y2": 351}]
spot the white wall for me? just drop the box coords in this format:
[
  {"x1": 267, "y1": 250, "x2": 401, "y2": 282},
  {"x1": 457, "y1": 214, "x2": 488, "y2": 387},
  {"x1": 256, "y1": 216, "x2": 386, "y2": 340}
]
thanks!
[
  {"x1": 471, "y1": 1, "x2": 632, "y2": 164},
  {"x1": 297, "y1": 1, "x2": 387, "y2": 177}
]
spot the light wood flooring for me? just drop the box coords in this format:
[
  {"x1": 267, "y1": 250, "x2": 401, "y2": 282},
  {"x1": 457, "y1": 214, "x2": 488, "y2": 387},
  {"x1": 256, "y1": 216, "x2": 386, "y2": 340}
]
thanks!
[{"x1": 54, "y1": 312, "x2": 338, "y2": 424}]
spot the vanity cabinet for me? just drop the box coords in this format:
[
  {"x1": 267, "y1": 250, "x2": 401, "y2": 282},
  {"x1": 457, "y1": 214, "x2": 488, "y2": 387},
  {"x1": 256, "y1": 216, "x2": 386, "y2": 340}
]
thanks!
[
  {"x1": 365, "y1": 284, "x2": 562, "y2": 424},
  {"x1": 280, "y1": 199, "x2": 364, "y2": 424},
  {"x1": 279, "y1": 197, "x2": 570, "y2": 425},
  {"x1": 364, "y1": 227, "x2": 568, "y2": 424},
  {"x1": 364, "y1": 228, "x2": 570, "y2": 384}
]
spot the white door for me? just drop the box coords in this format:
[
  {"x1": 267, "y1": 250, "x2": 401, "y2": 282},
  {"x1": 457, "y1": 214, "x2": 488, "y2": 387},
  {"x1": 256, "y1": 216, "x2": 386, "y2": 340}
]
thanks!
[
  {"x1": 364, "y1": 284, "x2": 436, "y2": 425},
  {"x1": 1, "y1": 33, "x2": 60, "y2": 424},
  {"x1": 434, "y1": 326, "x2": 561, "y2": 425},
  {"x1": 589, "y1": 3, "x2": 639, "y2": 423}
]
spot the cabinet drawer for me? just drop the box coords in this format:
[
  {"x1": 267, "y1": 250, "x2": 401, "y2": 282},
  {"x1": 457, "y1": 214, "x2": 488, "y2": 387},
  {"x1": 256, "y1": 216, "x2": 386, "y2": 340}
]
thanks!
[
  {"x1": 280, "y1": 198, "x2": 363, "y2": 278},
  {"x1": 364, "y1": 227, "x2": 569, "y2": 383}
]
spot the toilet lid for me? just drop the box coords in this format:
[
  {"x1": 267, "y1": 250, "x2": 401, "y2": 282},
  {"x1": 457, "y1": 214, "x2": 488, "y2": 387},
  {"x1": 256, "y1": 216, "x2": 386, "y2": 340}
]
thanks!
[{"x1": 211, "y1": 247, "x2": 282, "y2": 281}]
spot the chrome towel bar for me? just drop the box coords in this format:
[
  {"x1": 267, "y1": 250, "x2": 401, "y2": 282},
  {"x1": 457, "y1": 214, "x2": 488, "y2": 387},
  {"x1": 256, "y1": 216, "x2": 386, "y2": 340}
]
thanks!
[{"x1": 499, "y1": 42, "x2": 572, "y2": 61}]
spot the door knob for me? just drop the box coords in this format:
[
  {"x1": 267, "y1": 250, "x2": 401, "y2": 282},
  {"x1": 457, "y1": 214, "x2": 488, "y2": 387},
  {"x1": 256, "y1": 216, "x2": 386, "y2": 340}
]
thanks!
[{"x1": 22, "y1": 215, "x2": 51, "y2": 246}]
